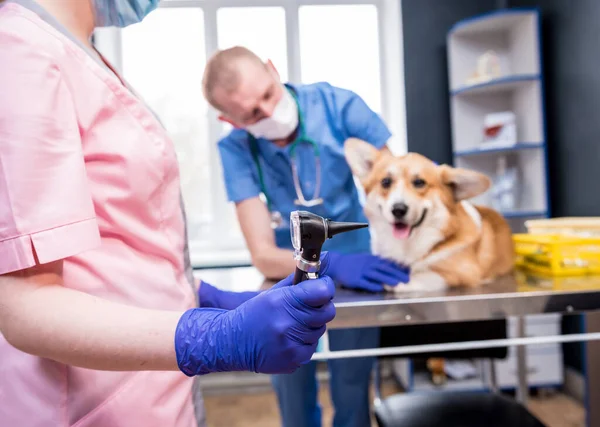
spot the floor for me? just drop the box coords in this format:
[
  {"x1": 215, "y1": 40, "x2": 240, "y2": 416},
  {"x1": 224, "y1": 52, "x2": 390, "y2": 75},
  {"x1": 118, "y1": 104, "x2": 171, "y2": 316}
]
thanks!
[{"x1": 203, "y1": 381, "x2": 586, "y2": 427}]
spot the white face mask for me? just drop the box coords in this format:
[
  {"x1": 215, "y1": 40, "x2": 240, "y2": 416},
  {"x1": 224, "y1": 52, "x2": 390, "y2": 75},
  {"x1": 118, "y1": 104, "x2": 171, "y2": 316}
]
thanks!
[{"x1": 245, "y1": 87, "x2": 299, "y2": 140}]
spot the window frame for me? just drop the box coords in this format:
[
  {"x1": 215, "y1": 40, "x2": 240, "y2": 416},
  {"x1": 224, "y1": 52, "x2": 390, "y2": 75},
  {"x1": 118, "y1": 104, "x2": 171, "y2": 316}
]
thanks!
[{"x1": 93, "y1": 0, "x2": 407, "y2": 268}]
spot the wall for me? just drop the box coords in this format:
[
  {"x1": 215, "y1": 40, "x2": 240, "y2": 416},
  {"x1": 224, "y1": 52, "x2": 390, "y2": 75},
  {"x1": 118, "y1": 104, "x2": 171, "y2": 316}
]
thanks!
[
  {"x1": 400, "y1": 0, "x2": 498, "y2": 164},
  {"x1": 401, "y1": 0, "x2": 600, "y2": 215},
  {"x1": 508, "y1": 0, "x2": 600, "y2": 216},
  {"x1": 509, "y1": 0, "x2": 600, "y2": 380}
]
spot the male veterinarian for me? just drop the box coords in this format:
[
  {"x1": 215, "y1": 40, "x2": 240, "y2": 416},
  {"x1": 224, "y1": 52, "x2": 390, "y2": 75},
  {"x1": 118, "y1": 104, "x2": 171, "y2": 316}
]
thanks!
[{"x1": 203, "y1": 46, "x2": 410, "y2": 427}]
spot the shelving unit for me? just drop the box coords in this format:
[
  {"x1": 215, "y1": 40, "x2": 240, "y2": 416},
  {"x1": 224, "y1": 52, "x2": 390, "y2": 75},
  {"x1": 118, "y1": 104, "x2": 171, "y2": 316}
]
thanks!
[{"x1": 447, "y1": 8, "x2": 550, "y2": 233}]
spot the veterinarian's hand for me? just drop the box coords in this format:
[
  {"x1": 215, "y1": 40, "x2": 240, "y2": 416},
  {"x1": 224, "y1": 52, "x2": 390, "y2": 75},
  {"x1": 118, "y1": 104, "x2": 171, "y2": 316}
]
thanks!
[
  {"x1": 175, "y1": 273, "x2": 336, "y2": 376},
  {"x1": 198, "y1": 281, "x2": 260, "y2": 310},
  {"x1": 324, "y1": 252, "x2": 410, "y2": 292},
  {"x1": 198, "y1": 252, "x2": 333, "y2": 308}
]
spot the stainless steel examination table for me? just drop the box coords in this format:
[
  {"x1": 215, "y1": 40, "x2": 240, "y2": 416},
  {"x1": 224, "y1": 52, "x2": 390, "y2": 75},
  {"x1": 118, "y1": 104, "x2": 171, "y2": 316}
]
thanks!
[{"x1": 195, "y1": 267, "x2": 600, "y2": 426}]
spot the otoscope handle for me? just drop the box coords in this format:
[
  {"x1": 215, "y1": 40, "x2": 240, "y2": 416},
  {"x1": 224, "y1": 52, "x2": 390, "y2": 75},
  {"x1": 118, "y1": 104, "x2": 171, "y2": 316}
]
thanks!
[{"x1": 293, "y1": 267, "x2": 314, "y2": 285}]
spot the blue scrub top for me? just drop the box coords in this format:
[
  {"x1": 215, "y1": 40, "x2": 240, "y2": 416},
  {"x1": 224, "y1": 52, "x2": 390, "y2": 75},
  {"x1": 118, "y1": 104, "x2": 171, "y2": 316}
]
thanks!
[{"x1": 217, "y1": 82, "x2": 391, "y2": 254}]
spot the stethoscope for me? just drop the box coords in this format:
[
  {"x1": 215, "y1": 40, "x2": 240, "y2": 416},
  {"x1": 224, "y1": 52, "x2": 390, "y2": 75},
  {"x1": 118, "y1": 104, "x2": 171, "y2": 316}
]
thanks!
[{"x1": 248, "y1": 88, "x2": 323, "y2": 229}]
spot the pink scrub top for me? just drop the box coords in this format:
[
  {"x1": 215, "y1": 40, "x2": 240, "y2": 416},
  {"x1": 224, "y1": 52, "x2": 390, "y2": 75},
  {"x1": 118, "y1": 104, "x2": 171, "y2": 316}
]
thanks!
[{"x1": 0, "y1": 1, "x2": 205, "y2": 426}]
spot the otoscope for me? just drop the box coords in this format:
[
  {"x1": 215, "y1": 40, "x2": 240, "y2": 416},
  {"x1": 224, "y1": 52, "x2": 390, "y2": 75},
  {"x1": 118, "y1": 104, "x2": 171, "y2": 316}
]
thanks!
[{"x1": 290, "y1": 210, "x2": 369, "y2": 285}]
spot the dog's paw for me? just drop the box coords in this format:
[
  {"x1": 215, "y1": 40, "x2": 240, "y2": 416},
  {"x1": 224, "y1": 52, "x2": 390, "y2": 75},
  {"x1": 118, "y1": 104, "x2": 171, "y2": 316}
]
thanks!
[
  {"x1": 383, "y1": 283, "x2": 398, "y2": 293},
  {"x1": 480, "y1": 278, "x2": 494, "y2": 285},
  {"x1": 382, "y1": 280, "x2": 426, "y2": 293},
  {"x1": 387, "y1": 274, "x2": 447, "y2": 294},
  {"x1": 390, "y1": 280, "x2": 431, "y2": 293}
]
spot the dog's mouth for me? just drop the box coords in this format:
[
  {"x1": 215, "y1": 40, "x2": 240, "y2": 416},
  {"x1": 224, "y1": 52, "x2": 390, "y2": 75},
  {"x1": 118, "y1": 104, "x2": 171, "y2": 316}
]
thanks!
[
  {"x1": 392, "y1": 209, "x2": 428, "y2": 240},
  {"x1": 393, "y1": 222, "x2": 411, "y2": 239}
]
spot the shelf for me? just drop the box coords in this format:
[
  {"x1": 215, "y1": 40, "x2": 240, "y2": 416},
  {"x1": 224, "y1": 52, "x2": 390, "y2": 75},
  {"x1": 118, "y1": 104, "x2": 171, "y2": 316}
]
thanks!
[
  {"x1": 447, "y1": 8, "x2": 540, "y2": 94},
  {"x1": 451, "y1": 79, "x2": 543, "y2": 150},
  {"x1": 448, "y1": 7, "x2": 549, "y2": 230},
  {"x1": 452, "y1": 74, "x2": 540, "y2": 96},
  {"x1": 457, "y1": 149, "x2": 547, "y2": 214},
  {"x1": 449, "y1": 7, "x2": 540, "y2": 37},
  {"x1": 454, "y1": 142, "x2": 544, "y2": 157}
]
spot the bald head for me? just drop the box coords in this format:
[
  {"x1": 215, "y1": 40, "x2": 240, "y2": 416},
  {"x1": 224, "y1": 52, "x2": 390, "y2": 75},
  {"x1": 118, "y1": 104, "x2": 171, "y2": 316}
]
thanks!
[
  {"x1": 201, "y1": 46, "x2": 287, "y2": 130},
  {"x1": 202, "y1": 46, "x2": 269, "y2": 112}
]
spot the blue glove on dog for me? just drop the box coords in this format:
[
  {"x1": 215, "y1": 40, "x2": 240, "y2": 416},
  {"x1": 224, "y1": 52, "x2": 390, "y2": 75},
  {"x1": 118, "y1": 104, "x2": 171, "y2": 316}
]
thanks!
[
  {"x1": 325, "y1": 252, "x2": 410, "y2": 292},
  {"x1": 175, "y1": 273, "x2": 336, "y2": 376}
]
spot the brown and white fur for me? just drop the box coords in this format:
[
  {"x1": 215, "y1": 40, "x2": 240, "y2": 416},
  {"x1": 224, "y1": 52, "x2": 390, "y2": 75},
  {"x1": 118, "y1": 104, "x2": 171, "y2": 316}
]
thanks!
[{"x1": 345, "y1": 138, "x2": 515, "y2": 293}]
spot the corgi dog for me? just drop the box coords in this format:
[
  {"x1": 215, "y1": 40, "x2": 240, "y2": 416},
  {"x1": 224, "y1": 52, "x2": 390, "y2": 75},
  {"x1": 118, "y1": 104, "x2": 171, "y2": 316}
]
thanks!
[{"x1": 344, "y1": 137, "x2": 515, "y2": 293}]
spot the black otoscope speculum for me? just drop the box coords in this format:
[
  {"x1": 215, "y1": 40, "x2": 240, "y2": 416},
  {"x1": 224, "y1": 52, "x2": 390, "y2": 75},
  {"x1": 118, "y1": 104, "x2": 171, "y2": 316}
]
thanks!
[{"x1": 290, "y1": 210, "x2": 369, "y2": 285}]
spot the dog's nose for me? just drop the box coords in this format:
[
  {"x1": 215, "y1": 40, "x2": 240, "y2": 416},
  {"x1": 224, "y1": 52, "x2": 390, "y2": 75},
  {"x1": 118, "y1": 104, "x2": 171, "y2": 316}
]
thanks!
[{"x1": 391, "y1": 203, "x2": 409, "y2": 219}]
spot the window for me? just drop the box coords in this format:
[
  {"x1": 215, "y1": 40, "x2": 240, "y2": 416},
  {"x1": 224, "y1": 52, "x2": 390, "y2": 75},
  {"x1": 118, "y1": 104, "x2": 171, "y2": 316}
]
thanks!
[
  {"x1": 119, "y1": 8, "x2": 212, "y2": 243},
  {"x1": 93, "y1": 0, "x2": 405, "y2": 268},
  {"x1": 299, "y1": 4, "x2": 382, "y2": 113},
  {"x1": 217, "y1": 7, "x2": 288, "y2": 81}
]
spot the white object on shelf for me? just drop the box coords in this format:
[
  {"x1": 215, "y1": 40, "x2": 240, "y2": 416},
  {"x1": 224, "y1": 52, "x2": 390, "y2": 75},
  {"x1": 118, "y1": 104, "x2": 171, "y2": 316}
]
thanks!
[
  {"x1": 466, "y1": 50, "x2": 502, "y2": 86},
  {"x1": 491, "y1": 155, "x2": 519, "y2": 211},
  {"x1": 483, "y1": 111, "x2": 517, "y2": 148}
]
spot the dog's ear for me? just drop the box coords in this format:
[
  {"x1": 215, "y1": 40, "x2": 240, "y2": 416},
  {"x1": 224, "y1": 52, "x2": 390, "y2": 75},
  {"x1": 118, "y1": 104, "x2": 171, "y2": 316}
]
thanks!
[
  {"x1": 344, "y1": 138, "x2": 380, "y2": 182},
  {"x1": 439, "y1": 165, "x2": 491, "y2": 201}
]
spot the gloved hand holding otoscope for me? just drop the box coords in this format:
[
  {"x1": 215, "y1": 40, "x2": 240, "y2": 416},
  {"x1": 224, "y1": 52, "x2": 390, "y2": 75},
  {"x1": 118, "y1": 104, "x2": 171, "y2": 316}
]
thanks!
[{"x1": 176, "y1": 211, "x2": 381, "y2": 377}]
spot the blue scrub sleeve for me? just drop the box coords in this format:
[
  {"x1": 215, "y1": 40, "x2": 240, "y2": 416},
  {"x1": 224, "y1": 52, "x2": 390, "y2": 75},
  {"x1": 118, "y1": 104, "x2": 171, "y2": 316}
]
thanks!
[
  {"x1": 338, "y1": 89, "x2": 392, "y2": 149},
  {"x1": 217, "y1": 136, "x2": 261, "y2": 203}
]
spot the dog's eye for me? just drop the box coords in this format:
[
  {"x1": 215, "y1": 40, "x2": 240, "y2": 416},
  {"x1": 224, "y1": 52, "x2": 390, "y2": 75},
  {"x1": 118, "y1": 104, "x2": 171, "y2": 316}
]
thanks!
[
  {"x1": 381, "y1": 177, "x2": 393, "y2": 189},
  {"x1": 412, "y1": 178, "x2": 426, "y2": 188}
]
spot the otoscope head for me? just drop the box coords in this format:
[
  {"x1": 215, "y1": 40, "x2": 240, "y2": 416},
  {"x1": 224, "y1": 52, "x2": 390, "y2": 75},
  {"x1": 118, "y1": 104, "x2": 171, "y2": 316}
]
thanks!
[{"x1": 290, "y1": 211, "x2": 369, "y2": 263}]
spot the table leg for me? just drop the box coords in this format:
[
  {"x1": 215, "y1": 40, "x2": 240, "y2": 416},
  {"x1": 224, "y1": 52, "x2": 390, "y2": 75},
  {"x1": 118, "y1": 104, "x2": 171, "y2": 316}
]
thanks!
[
  {"x1": 516, "y1": 316, "x2": 529, "y2": 404},
  {"x1": 484, "y1": 359, "x2": 498, "y2": 393},
  {"x1": 585, "y1": 312, "x2": 600, "y2": 427}
]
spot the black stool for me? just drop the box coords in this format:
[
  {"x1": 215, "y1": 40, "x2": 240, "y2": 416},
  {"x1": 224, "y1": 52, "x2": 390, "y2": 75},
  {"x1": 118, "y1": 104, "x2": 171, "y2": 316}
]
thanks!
[
  {"x1": 373, "y1": 390, "x2": 546, "y2": 427},
  {"x1": 372, "y1": 320, "x2": 547, "y2": 427}
]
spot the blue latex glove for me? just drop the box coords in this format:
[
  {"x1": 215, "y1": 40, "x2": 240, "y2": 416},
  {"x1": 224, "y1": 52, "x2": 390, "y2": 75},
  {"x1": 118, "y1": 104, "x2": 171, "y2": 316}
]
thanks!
[
  {"x1": 325, "y1": 251, "x2": 410, "y2": 292},
  {"x1": 175, "y1": 273, "x2": 336, "y2": 376},
  {"x1": 198, "y1": 282, "x2": 259, "y2": 310}
]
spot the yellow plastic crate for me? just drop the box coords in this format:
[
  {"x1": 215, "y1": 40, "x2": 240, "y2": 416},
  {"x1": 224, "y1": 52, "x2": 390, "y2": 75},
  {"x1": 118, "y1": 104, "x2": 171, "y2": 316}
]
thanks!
[
  {"x1": 514, "y1": 268, "x2": 600, "y2": 292},
  {"x1": 513, "y1": 233, "x2": 600, "y2": 276}
]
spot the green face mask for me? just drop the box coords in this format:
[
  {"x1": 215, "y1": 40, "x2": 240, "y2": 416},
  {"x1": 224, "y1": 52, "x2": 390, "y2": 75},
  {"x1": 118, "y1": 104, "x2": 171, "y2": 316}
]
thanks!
[{"x1": 92, "y1": 0, "x2": 160, "y2": 28}]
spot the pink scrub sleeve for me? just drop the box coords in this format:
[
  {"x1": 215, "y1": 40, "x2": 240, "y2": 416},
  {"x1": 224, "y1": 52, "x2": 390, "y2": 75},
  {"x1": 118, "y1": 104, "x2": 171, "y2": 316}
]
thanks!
[{"x1": 0, "y1": 35, "x2": 100, "y2": 275}]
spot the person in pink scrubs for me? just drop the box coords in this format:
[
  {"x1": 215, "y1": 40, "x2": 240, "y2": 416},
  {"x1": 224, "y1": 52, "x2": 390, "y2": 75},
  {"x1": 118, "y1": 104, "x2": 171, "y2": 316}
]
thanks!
[{"x1": 0, "y1": 1, "x2": 338, "y2": 426}]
